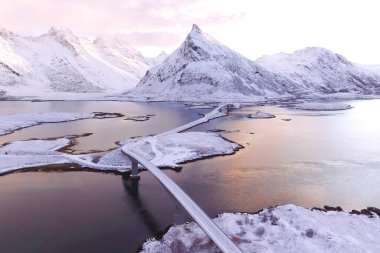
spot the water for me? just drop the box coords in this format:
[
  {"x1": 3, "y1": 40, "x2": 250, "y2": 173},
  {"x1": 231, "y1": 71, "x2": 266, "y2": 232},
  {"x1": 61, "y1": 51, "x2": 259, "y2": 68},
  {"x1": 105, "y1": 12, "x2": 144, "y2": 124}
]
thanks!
[
  {"x1": 0, "y1": 100, "x2": 379, "y2": 253},
  {"x1": 0, "y1": 101, "x2": 202, "y2": 153}
]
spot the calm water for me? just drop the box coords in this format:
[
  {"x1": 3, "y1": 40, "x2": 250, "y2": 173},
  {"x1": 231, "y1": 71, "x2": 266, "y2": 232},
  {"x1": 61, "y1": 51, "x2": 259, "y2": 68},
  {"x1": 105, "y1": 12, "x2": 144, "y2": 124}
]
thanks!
[{"x1": 0, "y1": 100, "x2": 379, "y2": 253}]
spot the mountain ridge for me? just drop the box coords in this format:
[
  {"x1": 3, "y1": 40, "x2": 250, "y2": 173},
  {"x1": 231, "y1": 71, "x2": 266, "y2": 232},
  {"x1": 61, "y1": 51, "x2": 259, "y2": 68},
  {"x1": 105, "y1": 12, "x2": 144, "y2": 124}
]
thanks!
[
  {"x1": 1, "y1": 25, "x2": 380, "y2": 99},
  {"x1": 0, "y1": 27, "x2": 155, "y2": 93},
  {"x1": 123, "y1": 24, "x2": 380, "y2": 101}
]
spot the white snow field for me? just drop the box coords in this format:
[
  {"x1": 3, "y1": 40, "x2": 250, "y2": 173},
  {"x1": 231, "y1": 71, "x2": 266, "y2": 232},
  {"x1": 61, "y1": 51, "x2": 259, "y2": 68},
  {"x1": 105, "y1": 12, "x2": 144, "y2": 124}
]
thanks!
[
  {"x1": 0, "y1": 112, "x2": 94, "y2": 136},
  {"x1": 248, "y1": 111, "x2": 276, "y2": 119},
  {"x1": 141, "y1": 204, "x2": 380, "y2": 253},
  {"x1": 294, "y1": 102, "x2": 353, "y2": 111}
]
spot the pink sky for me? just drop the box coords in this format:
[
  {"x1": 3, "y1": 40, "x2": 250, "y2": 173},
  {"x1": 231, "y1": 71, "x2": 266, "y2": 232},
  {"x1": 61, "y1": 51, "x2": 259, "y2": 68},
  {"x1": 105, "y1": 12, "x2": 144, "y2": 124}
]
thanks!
[{"x1": 1, "y1": 0, "x2": 379, "y2": 64}]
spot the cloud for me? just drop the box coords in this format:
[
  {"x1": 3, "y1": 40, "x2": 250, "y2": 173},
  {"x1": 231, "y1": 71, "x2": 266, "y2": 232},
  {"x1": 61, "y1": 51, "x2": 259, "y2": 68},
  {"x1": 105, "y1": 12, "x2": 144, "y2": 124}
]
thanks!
[
  {"x1": 0, "y1": 0, "x2": 243, "y2": 33},
  {"x1": 121, "y1": 31, "x2": 183, "y2": 47},
  {"x1": 0, "y1": 0, "x2": 379, "y2": 63},
  {"x1": 0, "y1": 0, "x2": 244, "y2": 51}
]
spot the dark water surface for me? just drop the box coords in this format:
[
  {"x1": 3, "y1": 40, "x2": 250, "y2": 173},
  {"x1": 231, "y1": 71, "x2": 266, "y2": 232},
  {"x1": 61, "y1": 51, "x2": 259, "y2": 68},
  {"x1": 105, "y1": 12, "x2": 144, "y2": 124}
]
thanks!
[{"x1": 0, "y1": 100, "x2": 379, "y2": 253}]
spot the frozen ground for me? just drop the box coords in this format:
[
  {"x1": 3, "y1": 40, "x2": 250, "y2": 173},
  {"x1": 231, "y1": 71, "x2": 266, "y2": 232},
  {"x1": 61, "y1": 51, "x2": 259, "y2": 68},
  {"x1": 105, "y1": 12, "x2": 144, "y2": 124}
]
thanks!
[
  {"x1": 120, "y1": 132, "x2": 241, "y2": 168},
  {"x1": 0, "y1": 138, "x2": 71, "y2": 174},
  {"x1": 295, "y1": 102, "x2": 353, "y2": 111},
  {"x1": 0, "y1": 131, "x2": 240, "y2": 174},
  {"x1": 0, "y1": 104, "x2": 237, "y2": 174},
  {"x1": 141, "y1": 204, "x2": 380, "y2": 253},
  {"x1": 0, "y1": 112, "x2": 95, "y2": 136}
]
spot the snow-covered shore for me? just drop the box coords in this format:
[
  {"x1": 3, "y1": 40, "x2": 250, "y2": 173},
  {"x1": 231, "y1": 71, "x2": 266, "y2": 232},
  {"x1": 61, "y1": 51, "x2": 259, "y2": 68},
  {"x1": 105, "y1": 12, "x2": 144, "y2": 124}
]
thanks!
[
  {"x1": 0, "y1": 131, "x2": 241, "y2": 175},
  {"x1": 0, "y1": 103, "x2": 238, "y2": 174},
  {"x1": 141, "y1": 204, "x2": 380, "y2": 253},
  {"x1": 0, "y1": 112, "x2": 123, "y2": 136},
  {"x1": 295, "y1": 102, "x2": 353, "y2": 111},
  {"x1": 0, "y1": 112, "x2": 94, "y2": 136},
  {"x1": 0, "y1": 138, "x2": 72, "y2": 175}
]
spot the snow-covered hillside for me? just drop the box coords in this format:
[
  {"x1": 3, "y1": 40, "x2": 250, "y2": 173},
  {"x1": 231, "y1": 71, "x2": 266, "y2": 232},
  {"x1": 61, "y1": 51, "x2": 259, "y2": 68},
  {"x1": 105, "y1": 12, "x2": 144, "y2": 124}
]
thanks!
[
  {"x1": 123, "y1": 25, "x2": 296, "y2": 101},
  {"x1": 257, "y1": 47, "x2": 380, "y2": 95},
  {"x1": 2, "y1": 24, "x2": 380, "y2": 100},
  {"x1": 0, "y1": 27, "x2": 152, "y2": 93},
  {"x1": 122, "y1": 25, "x2": 380, "y2": 101}
]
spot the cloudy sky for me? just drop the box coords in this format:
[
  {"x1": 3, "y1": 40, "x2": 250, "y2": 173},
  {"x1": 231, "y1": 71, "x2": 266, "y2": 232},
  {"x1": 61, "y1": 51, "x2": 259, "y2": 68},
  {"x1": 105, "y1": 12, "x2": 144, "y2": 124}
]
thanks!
[{"x1": 0, "y1": 0, "x2": 379, "y2": 63}]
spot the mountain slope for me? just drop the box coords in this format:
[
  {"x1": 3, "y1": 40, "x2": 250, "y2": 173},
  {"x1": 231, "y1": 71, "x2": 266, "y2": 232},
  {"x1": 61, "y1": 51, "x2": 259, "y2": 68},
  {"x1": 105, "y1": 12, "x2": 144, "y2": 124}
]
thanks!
[
  {"x1": 0, "y1": 27, "x2": 151, "y2": 93},
  {"x1": 257, "y1": 47, "x2": 380, "y2": 95},
  {"x1": 123, "y1": 25, "x2": 380, "y2": 101},
  {"x1": 124, "y1": 25, "x2": 297, "y2": 101}
]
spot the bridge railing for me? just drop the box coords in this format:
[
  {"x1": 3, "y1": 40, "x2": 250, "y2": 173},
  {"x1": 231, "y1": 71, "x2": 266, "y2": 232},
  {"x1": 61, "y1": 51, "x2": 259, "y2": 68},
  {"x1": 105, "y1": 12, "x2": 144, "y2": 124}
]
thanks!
[{"x1": 122, "y1": 147, "x2": 242, "y2": 253}]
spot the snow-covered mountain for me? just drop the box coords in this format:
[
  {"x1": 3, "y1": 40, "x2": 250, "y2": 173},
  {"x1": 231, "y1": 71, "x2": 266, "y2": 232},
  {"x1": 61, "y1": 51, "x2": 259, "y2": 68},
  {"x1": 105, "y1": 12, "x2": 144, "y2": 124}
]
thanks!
[
  {"x1": 123, "y1": 25, "x2": 380, "y2": 101},
  {"x1": 124, "y1": 24, "x2": 296, "y2": 101},
  {"x1": 2, "y1": 24, "x2": 379, "y2": 99},
  {"x1": 0, "y1": 27, "x2": 151, "y2": 93},
  {"x1": 257, "y1": 47, "x2": 380, "y2": 95}
]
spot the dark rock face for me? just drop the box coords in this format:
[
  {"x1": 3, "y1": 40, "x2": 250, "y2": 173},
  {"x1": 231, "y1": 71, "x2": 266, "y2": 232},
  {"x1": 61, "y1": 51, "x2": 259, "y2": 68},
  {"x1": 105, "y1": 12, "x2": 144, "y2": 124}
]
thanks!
[
  {"x1": 324, "y1": 205, "x2": 343, "y2": 212},
  {"x1": 367, "y1": 207, "x2": 380, "y2": 217}
]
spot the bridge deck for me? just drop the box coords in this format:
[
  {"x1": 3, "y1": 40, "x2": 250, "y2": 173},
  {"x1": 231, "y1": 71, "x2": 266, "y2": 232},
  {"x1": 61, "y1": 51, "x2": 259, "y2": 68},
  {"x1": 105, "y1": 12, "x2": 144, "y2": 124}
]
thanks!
[{"x1": 122, "y1": 147, "x2": 242, "y2": 253}]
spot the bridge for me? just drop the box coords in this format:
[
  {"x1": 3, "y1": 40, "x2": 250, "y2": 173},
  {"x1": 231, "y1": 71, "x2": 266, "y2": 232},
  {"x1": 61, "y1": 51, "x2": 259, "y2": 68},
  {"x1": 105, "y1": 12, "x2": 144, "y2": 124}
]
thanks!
[{"x1": 122, "y1": 103, "x2": 242, "y2": 253}]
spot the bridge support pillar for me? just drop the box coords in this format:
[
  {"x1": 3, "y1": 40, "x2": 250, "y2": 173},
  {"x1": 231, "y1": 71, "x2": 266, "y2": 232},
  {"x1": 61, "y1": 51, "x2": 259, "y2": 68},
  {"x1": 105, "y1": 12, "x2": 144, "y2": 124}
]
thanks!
[{"x1": 127, "y1": 155, "x2": 140, "y2": 179}]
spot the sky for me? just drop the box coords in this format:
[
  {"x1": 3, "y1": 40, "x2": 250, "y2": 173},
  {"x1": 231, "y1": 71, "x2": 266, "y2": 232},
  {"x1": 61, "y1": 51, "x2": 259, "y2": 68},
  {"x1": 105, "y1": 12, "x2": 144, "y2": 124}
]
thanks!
[{"x1": 0, "y1": 0, "x2": 379, "y2": 64}]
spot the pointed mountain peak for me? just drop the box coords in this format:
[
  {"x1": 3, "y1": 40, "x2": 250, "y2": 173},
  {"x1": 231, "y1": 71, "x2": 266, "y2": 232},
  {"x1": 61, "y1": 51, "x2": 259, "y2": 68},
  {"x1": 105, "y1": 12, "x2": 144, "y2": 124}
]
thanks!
[
  {"x1": 48, "y1": 26, "x2": 64, "y2": 35},
  {"x1": 47, "y1": 27, "x2": 77, "y2": 39},
  {"x1": 186, "y1": 24, "x2": 217, "y2": 44},
  {"x1": 191, "y1": 24, "x2": 202, "y2": 34}
]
